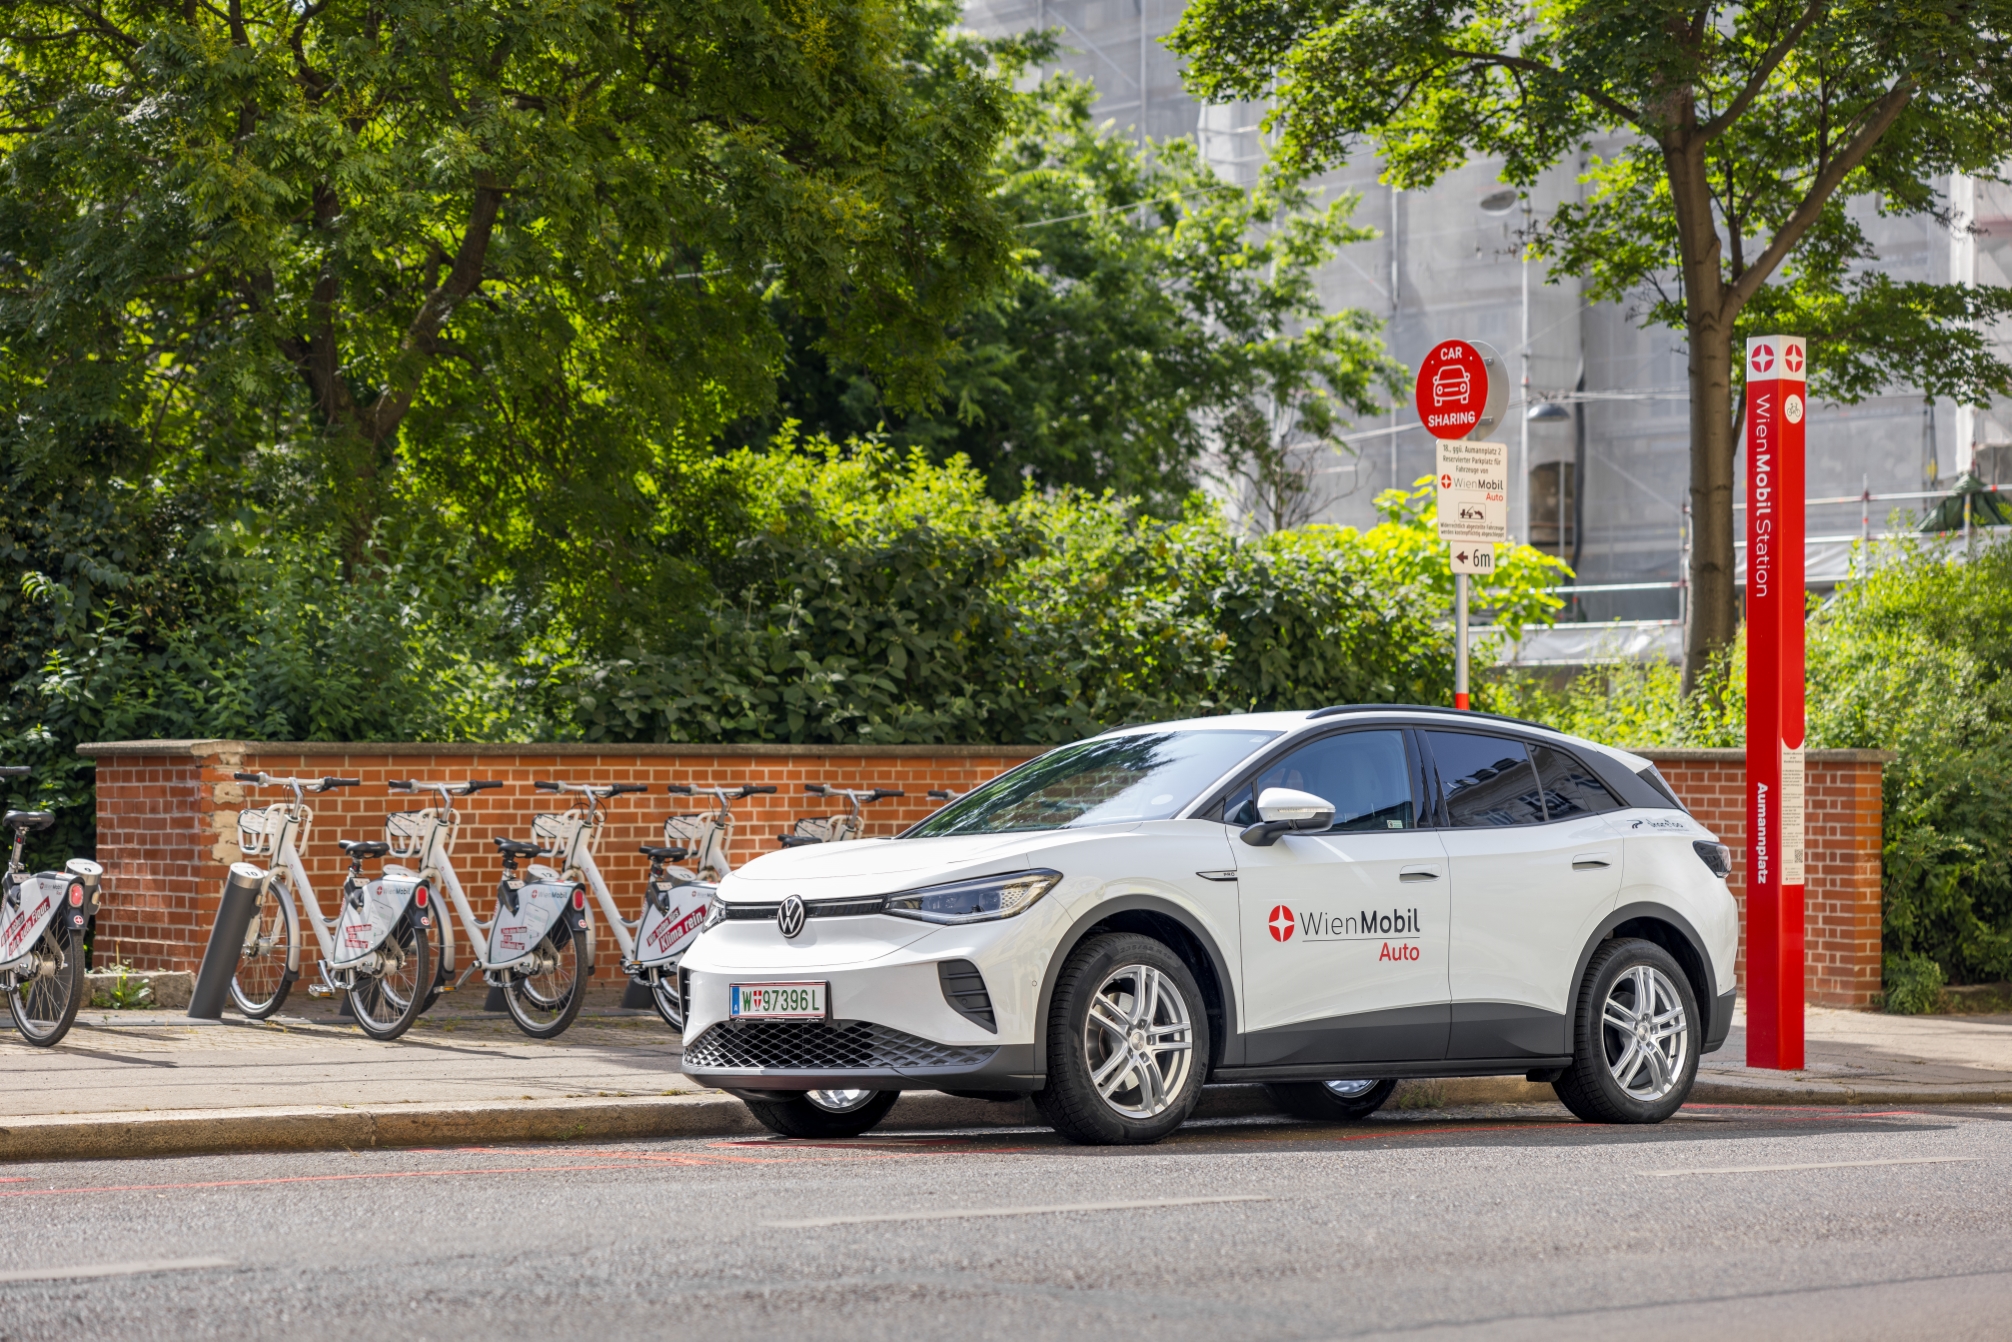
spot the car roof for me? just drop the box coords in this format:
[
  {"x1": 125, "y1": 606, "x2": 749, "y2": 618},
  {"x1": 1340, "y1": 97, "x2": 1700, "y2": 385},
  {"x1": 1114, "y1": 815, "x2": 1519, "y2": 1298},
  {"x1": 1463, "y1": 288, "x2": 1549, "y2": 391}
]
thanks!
[{"x1": 1097, "y1": 706, "x2": 1651, "y2": 772}]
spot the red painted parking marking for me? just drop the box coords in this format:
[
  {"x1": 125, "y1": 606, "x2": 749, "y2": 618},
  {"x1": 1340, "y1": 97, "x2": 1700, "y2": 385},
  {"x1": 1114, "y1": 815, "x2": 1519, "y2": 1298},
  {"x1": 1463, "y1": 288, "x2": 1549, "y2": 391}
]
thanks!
[{"x1": 0, "y1": 1162, "x2": 646, "y2": 1199}]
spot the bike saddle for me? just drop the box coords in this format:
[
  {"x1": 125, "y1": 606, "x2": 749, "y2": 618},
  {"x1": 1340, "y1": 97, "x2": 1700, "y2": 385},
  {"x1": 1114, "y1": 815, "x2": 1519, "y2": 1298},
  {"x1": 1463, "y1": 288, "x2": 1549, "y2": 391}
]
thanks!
[
  {"x1": 3, "y1": 810, "x2": 54, "y2": 832},
  {"x1": 639, "y1": 844, "x2": 690, "y2": 861},
  {"x1": 494, "y1": 838, "x2": 543, "y2": 857},
  {"x1": 338, "y1": 839, "x2": 390, "y2": 858}
]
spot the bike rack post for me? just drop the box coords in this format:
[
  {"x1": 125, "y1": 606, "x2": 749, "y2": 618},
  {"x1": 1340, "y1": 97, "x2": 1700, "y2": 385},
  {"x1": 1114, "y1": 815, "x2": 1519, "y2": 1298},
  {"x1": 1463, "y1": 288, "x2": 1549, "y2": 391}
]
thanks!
[{"x1": 189, "y1": 862, "x2": 268, "y2": 1020}]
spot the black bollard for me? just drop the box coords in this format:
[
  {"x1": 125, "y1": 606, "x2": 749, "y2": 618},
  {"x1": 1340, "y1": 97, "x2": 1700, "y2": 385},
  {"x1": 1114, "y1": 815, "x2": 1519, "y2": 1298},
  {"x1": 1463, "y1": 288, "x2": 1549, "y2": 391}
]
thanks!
[{"x1": 189, "y1": 863, "x2": 269, "y2": 1020}]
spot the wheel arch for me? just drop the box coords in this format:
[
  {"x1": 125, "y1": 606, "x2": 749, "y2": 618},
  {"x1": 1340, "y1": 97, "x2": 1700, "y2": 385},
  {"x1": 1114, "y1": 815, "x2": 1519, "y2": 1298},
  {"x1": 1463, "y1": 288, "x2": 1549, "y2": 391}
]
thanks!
[
  {"x1": 1034, "y1": 896, "x2": 1239, "y2": 1082},
  {"x1": 1570, "y1": 901, "x2": 1720, "y2": 1042}
]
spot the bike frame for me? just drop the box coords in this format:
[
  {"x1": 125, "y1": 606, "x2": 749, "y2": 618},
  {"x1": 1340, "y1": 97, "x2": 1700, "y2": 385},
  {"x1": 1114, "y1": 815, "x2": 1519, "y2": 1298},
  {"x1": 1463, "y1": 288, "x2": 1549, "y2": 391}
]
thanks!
[
  {"x1": 779, "y1": 784, "x2": 905, "y2": 846},
  {"x1": 233, "y1": 774, "x2": 358, "y2": 981},
  {"x1": 382, "y1": 779, "x2": 504, "y2": 978},
  {"x1": 526, "y1": 781, "x2": 644, "y2": 962},
  {"x1": 665, "y1": 784, "x2": 761, "y2": 882}
]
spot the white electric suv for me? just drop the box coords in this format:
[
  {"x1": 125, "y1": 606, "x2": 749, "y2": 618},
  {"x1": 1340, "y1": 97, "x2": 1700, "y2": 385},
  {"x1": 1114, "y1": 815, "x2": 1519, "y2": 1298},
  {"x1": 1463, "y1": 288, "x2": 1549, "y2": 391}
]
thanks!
[{"x1": 678, "y1": 706, "x2": 1739, "y2": 1143}]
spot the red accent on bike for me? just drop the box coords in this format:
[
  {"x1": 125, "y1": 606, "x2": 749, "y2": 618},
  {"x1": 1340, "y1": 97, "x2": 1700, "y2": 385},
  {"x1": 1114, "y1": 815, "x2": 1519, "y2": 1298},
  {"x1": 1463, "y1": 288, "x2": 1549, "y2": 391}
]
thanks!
[
  {"x1": 67, "y1": 883, "x2": 84, "y2": 907},
  {"x1": 414, "y1": 886, "x2": 429, "y2": 908},
  {"x1": 572, "y1": 887, "x2": 587, "y2": 910}
]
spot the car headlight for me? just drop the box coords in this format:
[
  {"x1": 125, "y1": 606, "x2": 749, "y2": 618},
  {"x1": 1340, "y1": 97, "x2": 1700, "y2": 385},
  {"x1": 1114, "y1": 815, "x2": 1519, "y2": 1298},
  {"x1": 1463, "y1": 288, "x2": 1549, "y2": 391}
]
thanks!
[
  {"x1": 701, "y1": 898, "x2": 727, "y2": 931},
  {"x1": 883, "y1": 869, "x2": 1063, "y2": 925}
]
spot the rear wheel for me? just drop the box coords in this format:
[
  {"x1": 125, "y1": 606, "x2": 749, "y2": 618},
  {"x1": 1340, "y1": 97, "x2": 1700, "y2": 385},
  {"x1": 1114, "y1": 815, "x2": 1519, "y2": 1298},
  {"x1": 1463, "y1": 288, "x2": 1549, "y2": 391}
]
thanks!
[
  {"x1": 1263, "y1": 1078, "x2": 1397, "y2": 1122},
  {"x1": 502, "y1": 926, "x2": 588, "y2": 1039},
  {"x1": 348, "y1": 919, "x2": 431, "y2": 1042},
  {"x1": 1554, "y1": 937, "x2": 1699, "y2": 1124},
  {"x1": 229, "y1": 872, "x2": 298, "y2": 1019},
  {"x1": 7, "y1": 925, "x2": 85, "y2": 1046},
  {"x1": 741, "y1": 1089, "x2": 899, "y2": 1139}
]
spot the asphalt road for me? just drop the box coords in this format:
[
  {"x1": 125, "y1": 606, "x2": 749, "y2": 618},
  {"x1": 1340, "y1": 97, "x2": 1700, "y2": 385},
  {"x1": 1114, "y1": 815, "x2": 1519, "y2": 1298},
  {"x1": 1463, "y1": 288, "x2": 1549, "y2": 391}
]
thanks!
[{"x1": 1, "y1": 1101, "x2": 2008, "y2": 1341}]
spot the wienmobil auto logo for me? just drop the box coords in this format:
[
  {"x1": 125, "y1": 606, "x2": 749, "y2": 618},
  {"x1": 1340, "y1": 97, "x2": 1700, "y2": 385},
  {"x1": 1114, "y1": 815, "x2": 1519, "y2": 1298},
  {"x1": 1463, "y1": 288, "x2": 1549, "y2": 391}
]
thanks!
[
  {"x1": 1270, "y1": 905, "x2": 1422, "y2": 944},
  {"x1": 1750, "y1": 343, "x2": 1774, "y2": 374}
]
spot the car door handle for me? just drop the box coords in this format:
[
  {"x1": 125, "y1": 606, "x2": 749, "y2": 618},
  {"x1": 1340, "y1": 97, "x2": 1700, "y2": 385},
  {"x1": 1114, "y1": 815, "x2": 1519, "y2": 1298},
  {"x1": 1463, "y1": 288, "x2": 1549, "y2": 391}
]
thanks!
[
  {"x1": 1398, "y1": 866, "x2": 1441, "y2": 882},
  {"x1": 1572, "y1": 854, "x2": 1613, "y2": 870}
]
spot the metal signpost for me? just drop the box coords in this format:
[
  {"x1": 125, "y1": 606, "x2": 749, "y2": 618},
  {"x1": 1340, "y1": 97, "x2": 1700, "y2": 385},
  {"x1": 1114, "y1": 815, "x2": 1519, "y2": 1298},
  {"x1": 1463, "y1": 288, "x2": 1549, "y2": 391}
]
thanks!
[
  {"x1": 1415, "y1": 339, "x2": 1508, "y2": 711},
  {"x1": 1744, "y1": 334, "x2": 1808, "y2": 1070}
]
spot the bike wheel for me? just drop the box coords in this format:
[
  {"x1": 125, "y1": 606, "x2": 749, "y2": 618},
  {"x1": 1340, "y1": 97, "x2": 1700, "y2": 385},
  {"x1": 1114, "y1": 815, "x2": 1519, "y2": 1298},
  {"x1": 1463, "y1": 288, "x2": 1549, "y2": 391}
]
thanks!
[
  {"x1": 347, "y1": 919, "x2": 431, "y2": 1042},
  {"x1": 229, "y1": 871, "x2": 299, "y2": 1019},
  {"x1": 649, "y1": 969, "x2": 683, "y2": 1032},
  {"x1": 8, "y1": 925, "x2": 86, "y2": 1046},
  {"x1": 502, "y1": 926, "x2": 588, "y2": 1040}
]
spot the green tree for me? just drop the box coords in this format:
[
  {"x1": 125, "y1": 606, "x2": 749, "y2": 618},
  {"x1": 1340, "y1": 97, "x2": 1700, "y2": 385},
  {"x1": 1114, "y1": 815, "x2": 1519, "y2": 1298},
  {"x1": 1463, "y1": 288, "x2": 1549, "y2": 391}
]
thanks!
[
  {"x1": 0, "y1": 0, "x2": 1019, "y2": 572},
  {"x1": 737, "y1": 73, "x2": 1404, "y2": 514},
  {"x1": 1170, "y1": 0, "x2": 2012, "y2": 684}
]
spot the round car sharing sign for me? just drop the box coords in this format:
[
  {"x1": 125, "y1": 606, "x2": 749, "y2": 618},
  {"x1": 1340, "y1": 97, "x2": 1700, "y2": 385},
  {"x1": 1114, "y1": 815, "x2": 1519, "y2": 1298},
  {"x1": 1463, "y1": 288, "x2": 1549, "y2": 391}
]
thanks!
[{"x1": 1414, "y1": 339, "x2": 1506, "y2": 441}]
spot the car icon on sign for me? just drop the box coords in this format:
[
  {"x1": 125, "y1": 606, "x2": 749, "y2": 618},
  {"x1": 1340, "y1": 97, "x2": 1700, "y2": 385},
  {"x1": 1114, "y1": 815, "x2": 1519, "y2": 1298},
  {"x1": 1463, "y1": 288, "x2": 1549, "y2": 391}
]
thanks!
[{"x1": 1432, "y1": 363, "x2": 1470, "y2": 406}]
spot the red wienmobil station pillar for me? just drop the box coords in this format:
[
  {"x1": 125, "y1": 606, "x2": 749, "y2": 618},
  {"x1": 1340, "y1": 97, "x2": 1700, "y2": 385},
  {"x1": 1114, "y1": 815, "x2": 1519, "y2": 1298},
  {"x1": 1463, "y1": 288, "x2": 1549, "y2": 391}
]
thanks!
[{"x1": 1744, "y1": 334, "x2": 1807, "y2": 1070}]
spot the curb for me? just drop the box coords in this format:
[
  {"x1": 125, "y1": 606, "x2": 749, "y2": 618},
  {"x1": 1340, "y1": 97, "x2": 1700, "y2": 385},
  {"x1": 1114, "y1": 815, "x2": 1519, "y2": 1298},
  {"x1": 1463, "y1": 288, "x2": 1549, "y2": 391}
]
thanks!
[{"x1": 6, "y1": 1077, "x2": 2005, "y2": 1164}]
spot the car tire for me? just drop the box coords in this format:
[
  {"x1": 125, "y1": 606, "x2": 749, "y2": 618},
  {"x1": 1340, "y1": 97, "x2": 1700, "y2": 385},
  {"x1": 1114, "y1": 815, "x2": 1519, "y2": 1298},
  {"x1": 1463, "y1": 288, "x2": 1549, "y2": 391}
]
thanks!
[
  {"x1": 741, "y1": 1089, "x2": 899, "y2": 1139},
  {"x1": 1033, "y1": 932, "x2": 1211, "y2": 1146},
  {"x1": 1554, "y1": 937, "x2": 1700, "y2": 1124},
  {"x1": 1263, "y1": 1078, "x2": 1397, "y2": 1122}
]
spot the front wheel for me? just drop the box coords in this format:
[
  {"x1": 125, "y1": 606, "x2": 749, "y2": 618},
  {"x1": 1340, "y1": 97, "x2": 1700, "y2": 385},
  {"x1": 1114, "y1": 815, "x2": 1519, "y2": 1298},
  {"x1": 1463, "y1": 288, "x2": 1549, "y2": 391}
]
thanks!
[
  {"x1": 1032, "y1": 932, "x2": 1210, "y2": 1146},
  {"x1": 1554, "y1": 937, "x2": 1699, "y2": 1124},
  {"x1": 229, "y1": 872, "x2": 299, "y2": 1019},
  {"x1": 348, "y1": 919, "x2": 431, "y2": 1042},
  {"x1": 1264, "y1": 1078, "x2": 1397, "y2": 1122},
  {"x1": 7, "y1": 925, "x2": 85, "y2": 1046},
  {"x1": 501, "y1": 926, "x2": 588, "y2": 1040},
  {"x1": 742, "y1": 1089, "x2": 899, "y2": 1139}
]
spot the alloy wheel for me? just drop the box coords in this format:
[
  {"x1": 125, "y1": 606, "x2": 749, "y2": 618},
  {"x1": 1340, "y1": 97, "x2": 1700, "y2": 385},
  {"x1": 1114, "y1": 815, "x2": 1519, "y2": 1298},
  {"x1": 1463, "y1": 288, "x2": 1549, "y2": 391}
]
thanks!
[
  {"x1": 1600, "y1": 963, "x2": 1690, "y2": 1101},
  {"x1": 1082, "y1": 963, "x2": 1194, "y2": 1120}
]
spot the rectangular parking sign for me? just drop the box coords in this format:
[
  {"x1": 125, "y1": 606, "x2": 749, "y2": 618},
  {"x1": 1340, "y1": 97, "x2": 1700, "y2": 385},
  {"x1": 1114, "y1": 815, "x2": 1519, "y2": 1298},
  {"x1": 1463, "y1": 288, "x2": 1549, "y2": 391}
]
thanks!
[{"x1": 1435, "y1": 439, "x2": 1509, "y2": 544}]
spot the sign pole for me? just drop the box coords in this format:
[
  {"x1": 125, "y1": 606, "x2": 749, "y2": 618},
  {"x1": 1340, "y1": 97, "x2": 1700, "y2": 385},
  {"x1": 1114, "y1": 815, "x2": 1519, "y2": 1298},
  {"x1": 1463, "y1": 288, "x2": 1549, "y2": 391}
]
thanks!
[
  {"x1": 1453, "y1": 573, "x2": 1470, "y2": 710},
  {"x1": 1744, "y1": 334, "x2": 1807, "y2": 1071}
]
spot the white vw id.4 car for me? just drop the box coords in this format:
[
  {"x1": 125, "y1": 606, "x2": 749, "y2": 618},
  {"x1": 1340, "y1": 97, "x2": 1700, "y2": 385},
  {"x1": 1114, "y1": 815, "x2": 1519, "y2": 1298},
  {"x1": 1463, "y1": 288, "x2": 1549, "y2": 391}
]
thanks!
[{"x1": 678, "y1": 706, "x2": 1739, "y2": 1143}]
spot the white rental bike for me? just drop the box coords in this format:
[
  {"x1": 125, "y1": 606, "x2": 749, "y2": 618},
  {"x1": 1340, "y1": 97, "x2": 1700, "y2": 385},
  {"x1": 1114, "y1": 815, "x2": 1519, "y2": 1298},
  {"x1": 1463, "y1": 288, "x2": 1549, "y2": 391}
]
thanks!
[
  {"x1": 0, "y1": 766, "x2": 102, "y2": 1046},
  {"x1": 227, "y1": 771, "x2": 367, "y2": 1022},
  {"x1": 632, "y1": 783, "x2": 776, "y2": 1029},
  {"x1": 776, "y1": 784, "x2": 905, "y2": 847}
]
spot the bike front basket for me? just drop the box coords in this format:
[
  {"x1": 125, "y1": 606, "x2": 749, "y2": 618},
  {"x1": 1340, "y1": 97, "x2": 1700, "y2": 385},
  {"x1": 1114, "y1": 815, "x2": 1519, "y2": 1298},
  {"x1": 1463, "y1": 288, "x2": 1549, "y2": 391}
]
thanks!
[
  {"x1": 663, "y1": 813, "x2": 716, "y2": 844},
  {"x1": 787, "y1": 816, "x2": 850, "y2": 843},
  {"x1": 236, "y1": 804, "x2": 304, "y2": 858},
  {"x1": 530, "y1": 812, "x2": 572, "y2": 853},
  {"x1": 384, "y1": 810, "x2": 433, "y2": 859}
]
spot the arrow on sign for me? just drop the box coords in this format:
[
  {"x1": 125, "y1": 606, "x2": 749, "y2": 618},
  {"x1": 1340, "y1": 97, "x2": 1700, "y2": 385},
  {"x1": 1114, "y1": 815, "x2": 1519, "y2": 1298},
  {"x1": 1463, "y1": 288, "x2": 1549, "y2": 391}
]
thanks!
[{"x1": 1455, "y1": 551, "x2": 1470, "y2": 564}]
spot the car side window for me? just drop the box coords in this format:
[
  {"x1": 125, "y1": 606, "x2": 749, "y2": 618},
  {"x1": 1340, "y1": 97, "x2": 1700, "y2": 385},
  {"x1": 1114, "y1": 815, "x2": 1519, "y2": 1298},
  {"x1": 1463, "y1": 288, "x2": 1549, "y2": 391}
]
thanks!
[
  {"x1": 1530, "y1": 744, "x2": 1624, "y2": 818},
  {"x1": 1223, "y1": 730, "x2": 1415, "y2": 831},
  {"x1": 1423, "y1": 731, "x2": 1546, "y2": 827}
]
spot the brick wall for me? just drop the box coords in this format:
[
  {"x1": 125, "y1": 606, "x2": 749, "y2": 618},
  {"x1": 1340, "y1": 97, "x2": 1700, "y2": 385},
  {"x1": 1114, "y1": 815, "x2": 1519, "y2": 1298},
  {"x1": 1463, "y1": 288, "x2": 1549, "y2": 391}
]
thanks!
[
  {"x1": 1642, "y1": 749, "x2": 1889, "y2": 1009},
  {"x1": 82, "y1": 741, "x2": 1040, "y2": 984},
  {"x1": 80, "y1": 739, "x2": 1889, "y2": 1008}
]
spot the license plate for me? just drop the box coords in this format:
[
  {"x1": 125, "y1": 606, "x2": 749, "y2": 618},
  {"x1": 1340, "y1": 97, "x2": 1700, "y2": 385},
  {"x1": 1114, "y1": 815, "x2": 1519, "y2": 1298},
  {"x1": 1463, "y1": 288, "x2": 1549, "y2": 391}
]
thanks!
[{"x1": 729, "y1": 981, "x2": 828, "y2": 1020}]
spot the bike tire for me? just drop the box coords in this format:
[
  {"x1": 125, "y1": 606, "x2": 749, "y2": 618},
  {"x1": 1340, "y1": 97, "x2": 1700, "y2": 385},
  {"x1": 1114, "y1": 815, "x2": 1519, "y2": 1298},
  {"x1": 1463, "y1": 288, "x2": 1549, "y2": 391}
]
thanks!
[
  {"x1": 347, "y1": 919, "x2": 431, "y2": 1042},
  {"x1": 502, "y1": 925, "x2": 589, "y2": 1040},
  {"x1": 648, "y1": 969, "x2": 683, "y2": 1032},
  {"x1": 8, "y1": 925, "x2": 86, "y2": 1047},
  {"x1": 228, "y1": 871, "x2": 299, "y2": 1020}
]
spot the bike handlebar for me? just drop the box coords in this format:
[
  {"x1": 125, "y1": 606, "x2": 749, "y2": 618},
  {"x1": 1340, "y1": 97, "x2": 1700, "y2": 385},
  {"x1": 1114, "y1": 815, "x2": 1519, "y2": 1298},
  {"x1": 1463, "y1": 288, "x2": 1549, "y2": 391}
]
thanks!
[
  {"x1": 535, "y1": 780, "x2": 651, "y2": 797},
  {"x1": 235, "y1": 772, "x2": 361, "y2": 793},
  {"x1": 666, "y1": 783, "x2": 776, "y2": 798},
  {"x1": 805, "y1": 784, "x2": 905, "y2": 802},
  {"x1": 0, "y1": 766, "x2": 30, "y2": 779},
  {"x1": 388, "y1": 779, "x2": 501, "y2": 795}
]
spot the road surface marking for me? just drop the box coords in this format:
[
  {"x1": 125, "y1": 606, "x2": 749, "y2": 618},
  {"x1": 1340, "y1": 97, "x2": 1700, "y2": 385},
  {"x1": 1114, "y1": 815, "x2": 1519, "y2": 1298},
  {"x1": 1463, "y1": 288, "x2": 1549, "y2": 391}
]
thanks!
[
  {"x1": 1643, "y1": 1156, "x2": 1975, "y2": 1177},
  {"x1": 0, "y1": 1257, "x2": 232, "y2": 1284},
  {"x1": 767, "y1": 1194, "x2": 1270, "y2": 1228}
]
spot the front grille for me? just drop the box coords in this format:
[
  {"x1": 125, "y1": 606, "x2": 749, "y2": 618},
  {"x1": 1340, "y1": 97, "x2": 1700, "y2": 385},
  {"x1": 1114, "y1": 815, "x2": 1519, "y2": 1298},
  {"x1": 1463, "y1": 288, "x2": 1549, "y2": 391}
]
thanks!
[
  {"x1": 683, "y1": 1020, "x2": 998, "y2": 1072},
  {"x1": 722, "y1": 895, "x2": 886, "y2": 921}
]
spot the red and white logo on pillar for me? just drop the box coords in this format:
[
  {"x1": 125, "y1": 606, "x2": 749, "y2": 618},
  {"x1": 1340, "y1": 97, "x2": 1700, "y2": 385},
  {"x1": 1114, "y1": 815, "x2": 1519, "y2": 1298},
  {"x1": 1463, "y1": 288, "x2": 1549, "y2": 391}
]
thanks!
[{"x1": 1267, "y1": 905, "x2": 1295, "y2": 942}]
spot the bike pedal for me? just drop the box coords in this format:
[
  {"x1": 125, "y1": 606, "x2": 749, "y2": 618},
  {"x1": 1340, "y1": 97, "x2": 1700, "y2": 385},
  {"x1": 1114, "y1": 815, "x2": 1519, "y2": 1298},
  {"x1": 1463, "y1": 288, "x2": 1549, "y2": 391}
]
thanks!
[{"x1": 306, "y1": 983, "x2": 333, "y2": 998}]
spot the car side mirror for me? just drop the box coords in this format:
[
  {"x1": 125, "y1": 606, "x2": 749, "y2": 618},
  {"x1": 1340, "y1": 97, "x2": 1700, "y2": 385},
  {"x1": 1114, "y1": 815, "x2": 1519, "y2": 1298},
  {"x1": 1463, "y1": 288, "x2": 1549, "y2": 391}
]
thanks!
[{"x1": 1240, "y1": 788, "x2": 1336, "y2": 847}]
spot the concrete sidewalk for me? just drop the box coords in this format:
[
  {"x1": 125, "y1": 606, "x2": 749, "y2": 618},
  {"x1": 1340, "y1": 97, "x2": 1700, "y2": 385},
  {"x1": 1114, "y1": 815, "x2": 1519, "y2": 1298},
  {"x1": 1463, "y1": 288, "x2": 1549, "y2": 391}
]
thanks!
[{"x1": 2, "y1": 993, "x2": 2008, "y2": 1161}]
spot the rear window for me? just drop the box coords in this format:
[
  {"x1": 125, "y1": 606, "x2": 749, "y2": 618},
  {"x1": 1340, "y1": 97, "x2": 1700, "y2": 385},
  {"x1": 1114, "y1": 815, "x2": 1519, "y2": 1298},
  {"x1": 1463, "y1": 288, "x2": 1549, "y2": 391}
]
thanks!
[{"x1": 904, "y1": 730, "x2": 1278, "y2": 838}]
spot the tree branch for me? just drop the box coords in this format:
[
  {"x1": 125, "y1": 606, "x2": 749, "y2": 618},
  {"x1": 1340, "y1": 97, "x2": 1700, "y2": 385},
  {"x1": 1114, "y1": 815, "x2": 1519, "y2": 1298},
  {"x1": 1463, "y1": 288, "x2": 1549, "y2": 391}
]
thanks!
[
  {"x1": 1728, "y1": 78, "x2": 1914, "y2": 311},
  {"x1": 1439, "y1": 47, "x2": 1646, "y2": 126},
  {"x1": 1700, "y1": 0, "x2": 1826, "y2": 139}
]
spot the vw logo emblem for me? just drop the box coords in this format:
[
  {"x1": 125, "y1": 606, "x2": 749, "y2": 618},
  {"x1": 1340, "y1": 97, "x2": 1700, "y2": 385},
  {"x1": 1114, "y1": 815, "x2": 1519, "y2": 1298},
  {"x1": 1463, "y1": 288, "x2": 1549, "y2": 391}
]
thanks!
[{"x1": 777, "y1": 895, "x2": 807, "y2": 939}]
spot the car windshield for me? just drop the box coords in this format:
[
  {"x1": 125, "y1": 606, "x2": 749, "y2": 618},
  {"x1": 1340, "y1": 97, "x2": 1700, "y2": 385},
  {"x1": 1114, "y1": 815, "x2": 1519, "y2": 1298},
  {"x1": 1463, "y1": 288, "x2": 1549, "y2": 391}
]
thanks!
[{"x1": 904, "y1": 730, "x2": 1279, "y2": 838}]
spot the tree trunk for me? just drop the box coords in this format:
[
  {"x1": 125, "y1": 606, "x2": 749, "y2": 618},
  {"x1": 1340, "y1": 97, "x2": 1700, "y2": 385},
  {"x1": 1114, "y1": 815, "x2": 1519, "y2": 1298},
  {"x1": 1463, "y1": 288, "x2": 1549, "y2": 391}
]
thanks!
[{"x1": 1682, "y1": 314, "x2": 1737, "y2": 693}]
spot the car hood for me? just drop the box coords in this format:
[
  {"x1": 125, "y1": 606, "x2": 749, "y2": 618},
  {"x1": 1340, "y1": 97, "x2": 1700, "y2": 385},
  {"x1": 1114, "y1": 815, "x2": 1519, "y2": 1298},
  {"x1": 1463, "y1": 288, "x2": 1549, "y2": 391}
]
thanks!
[{"x1": 716, "y1": 825, "x2": 1141, "y2": 900}]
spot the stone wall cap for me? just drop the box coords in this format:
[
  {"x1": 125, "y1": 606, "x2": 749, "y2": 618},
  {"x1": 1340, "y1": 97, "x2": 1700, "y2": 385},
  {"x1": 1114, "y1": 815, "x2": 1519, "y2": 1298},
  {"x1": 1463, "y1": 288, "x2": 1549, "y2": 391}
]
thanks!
[
  {"x1": 1632, "y1": 746, "x2": 1896, "y2": 764},
  {"x1": 79, "y1": 739, "x2": 1049, "y2": 760}
]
